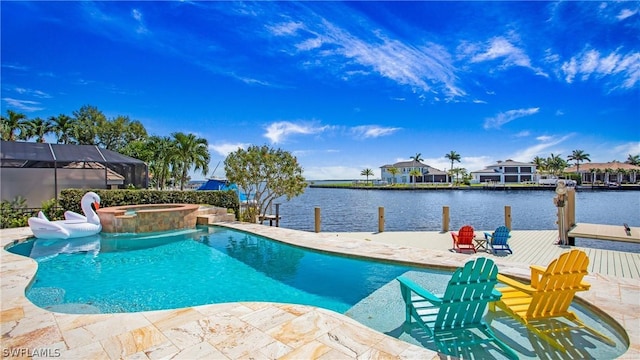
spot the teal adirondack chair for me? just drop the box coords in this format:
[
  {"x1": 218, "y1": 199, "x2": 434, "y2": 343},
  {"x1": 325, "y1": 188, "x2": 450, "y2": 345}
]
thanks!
[
  {"x1": 484, "y1": 226, "x2": 513, "y2": 254},
  {"x1": 397, "y1": 258, "x2": 518, "y2": 359}
]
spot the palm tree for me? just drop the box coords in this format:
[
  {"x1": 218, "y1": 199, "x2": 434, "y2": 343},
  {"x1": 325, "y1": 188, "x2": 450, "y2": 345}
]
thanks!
[
  {"x1": 450, "y1": 167, "x2": 467, "y2": 185},
  {"x1": 627, "y1": 154, "x2": 640, "y2": 166},
  {"x1": 547, "y1": 153, "x2": 567, "y2": 176},
  {"x1": 387, "y1": 167, "x2": 399, "y2": 185},
  {"x1": 409, "y1": 152, "x2": 424, "y2": 184},
  {"x1": 445, "y1": 151, "x2": 461, "y2": 184},
  {"x1": 171, "y1": 132, "x2": 210, "y2": 190},
  {"x1": 567, "y1": 150, "x2": 591, "y2": 184},
  {"x1": 409, "y1": 169, "x2": 422, "y2": 188},
  {"x1": 1, "y1": 109, "x2": 28, "y2": 141},
  {"x1": 361, "y1": 168, "x2": 374, "y2": 185},
  {"x1": 50, "y1": 114, "x2": 75, "y2": 144},
  {"x1": 22, "y1": 117, "x2": 54, "y2": 143},
  {"x1": 145, "y1": 136, "x2": 175, "y2": 189},
  {"x1": 532, "y1": 156, "x2": 547, "y2": 175}
]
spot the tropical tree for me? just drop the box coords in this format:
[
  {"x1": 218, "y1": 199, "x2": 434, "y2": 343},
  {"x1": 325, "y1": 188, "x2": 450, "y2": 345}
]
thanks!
[
  {"x1": 71, "y1": 105, "x2": 107, "y2": 144},
  {"x1": 409, "y1": 169, "x2": 422, "y2": 188},
  {"x1": 360, "y1": 168, "x2": 374, "y2": 185},
  {"x1": 224, "y1": 145, "x2": 307, "y2": 222},
  {"x1": 387, "y1": 167, "x2": 400, "y2": 185},
  {"x1": 1, "y1": 109, "x2": 28, "y2": 141},
  {"x1": 546, "y1": 153, "x2": 567, "y2": 176},
  {"x1": 567, "y1": 150, "x2": 591, "y2": 184},
  {"x1": 149, "y1": 136, "x2": 176, "y2": 189},
  {"x1": 532, "y1": 156, "x2": 547, "y2": 174},
  {"x1": 50, "y1": 114, "x2": 76, "y2": 144},
  {"x1": 97, "y1": 115, "x2": 148, "y2": 152},
  {"x1": 22, "y1": 117, "x2": 54, "y2": 143},
  {"x1": 445, "y1": 150, "x2": 461, "y2": 183},
  {"x1": 450, "y1": 167, "x2": 466, "y2": 185},
  {"x1": 172, "y1": 132, "x2": 210, "y2": 190},
  {"x1": 409, "y1": 152, "x2": 424, "y2": 184},
  {"x1": 627, "y1": 154, "x2": 640, "y2": 166}
]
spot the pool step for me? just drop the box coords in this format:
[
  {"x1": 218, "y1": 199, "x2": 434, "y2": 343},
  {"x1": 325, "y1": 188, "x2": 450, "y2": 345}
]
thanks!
[{"x1": 196, "y1": 213, "x2": 236, "y2": 225}]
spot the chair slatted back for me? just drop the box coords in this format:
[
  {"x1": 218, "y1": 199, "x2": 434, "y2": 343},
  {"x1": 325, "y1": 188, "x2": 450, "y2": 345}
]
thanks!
[
  {"x1": 435, "y1": 257, "x2": 500, "y2": 330},
  {"x1": 491, "y1": 226, "x2": 510, "y2": 246},
  {"x1": 455, "y1": 225, "x2": 475, "y2": 246},
  {"x1": 527, "y1": 250, "x2": 590, "y2": 318}
]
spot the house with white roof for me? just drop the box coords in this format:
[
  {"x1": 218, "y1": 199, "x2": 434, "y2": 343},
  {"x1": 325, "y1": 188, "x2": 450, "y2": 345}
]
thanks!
[
  {"x1": 470, "y1": 159, "x2": 537, "y2": 184},
  {"x1": 380, "y1": 160, "x2": 447, "y2": 184}
]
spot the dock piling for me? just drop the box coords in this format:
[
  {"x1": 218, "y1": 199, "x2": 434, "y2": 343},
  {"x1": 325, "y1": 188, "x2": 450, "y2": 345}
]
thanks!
[
  {"x1": 442, "y1": 206, "x2": 450, "y2": 232},
  {"x1": 314, "y1": 207, "x2": 321, "y2": 233},
  {"x1": 505, "y1": 206, "x2": 512, "y2": 230},
  {"x1": 378, "y1": 207, "x2": 385, "y2": 233}
]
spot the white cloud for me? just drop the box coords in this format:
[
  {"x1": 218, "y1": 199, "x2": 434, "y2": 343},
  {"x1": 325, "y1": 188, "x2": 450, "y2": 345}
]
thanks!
[
  {"x1": 460, "y1": 156, "x2": 494, "y2": 173},
  {"x1": 131, "y1": 9, "x2": 149, "y2": 34},
  {"x1": 561, "y1": 48, "x2": 640, "y2": 89},
  {"x1": 2, "y1": 98, "x2": 44, "y2": 112},
  {"x1": 264, "y1": 121, "x2": 329, "y2": 143},
  {"x1": 270, "y1": 16, "x2": 465, "y2": 100},
  {"x1": 613, "y1": 142, "x2": 640, "y2": 157},
  {"x1": 617, "y1": 8, "x2": 638, "y2": 21},
  {"x1": 464, "y1": 36, "x2": 547, "y2": 76},
  {"x1": 15, "y1": 88, "x2": 51, "y2": 98},
  {"x1": 508, "y1": 134, "x2": 573, "y2": 162},
  {"x1": 515, "y1": 131, "x2": 530, "y2": 137},
  {"x1": 267, "y1": 21, "x2": 304, "y2": 36},
  {"x1": 350, "y1": 125, "x2": 401, "y2": 139},
  {"x1": 483, "y1": 107, "x2": 540, "y2": 129},
  {"x1": 209, "y1": 142, "x2": 249, "y2": 156}
]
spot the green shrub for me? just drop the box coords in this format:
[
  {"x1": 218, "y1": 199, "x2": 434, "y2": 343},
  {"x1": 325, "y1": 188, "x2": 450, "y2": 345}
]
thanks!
[
  {"x1": 59, "y1": 189, "x2": 239, "y2": 218},
  {"x1": 0, "y1": 196, "x2": 30, "y2": 229}
]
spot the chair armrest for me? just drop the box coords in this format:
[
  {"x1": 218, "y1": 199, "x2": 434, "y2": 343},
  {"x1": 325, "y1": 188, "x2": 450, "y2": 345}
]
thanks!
[
  {"x1": 397, "y1": 276, "x2": 442, "y2": 305},
  {"x1": 490, "y1": 288, "x2": 503, "y2": 301},
  {"x1": 497, "y1": 274, "x2": 536, "y2": 294},
  {"x1": 530, "y1": 265, "x2": 545, "y2": 288},
  {"x1": 484, "y1": 232, "x2": 493, "y2": 241}
]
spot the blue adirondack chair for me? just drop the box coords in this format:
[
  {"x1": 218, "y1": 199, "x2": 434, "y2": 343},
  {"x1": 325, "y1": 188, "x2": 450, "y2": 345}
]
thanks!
[
  {"x1": 484, "y1": 226, "x2": 513, "y2": 254},
  {"x1": 397, "y1": 258, "x2": 518, "y2": 359}
]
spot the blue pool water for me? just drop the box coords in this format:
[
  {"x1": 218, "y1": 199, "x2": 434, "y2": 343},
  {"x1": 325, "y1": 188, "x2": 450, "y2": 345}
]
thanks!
[
  {"x1": 15, "y1": 227, "x2": 449, "y2": 314},
  {"x1": 8, "y1": 226, "x2": 627, "y2": 359}
]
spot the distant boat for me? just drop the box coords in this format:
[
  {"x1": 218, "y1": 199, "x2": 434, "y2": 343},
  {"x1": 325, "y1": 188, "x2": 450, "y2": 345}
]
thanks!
[
  {"x1": 197, "y1": 178, "x2": 255, "y2": 204},
  {"x1": 197, "y1": 178, "x2": 230, "y2": 191}
]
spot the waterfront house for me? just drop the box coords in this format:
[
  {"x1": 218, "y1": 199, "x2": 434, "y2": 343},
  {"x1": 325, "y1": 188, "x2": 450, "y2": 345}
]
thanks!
[
  {"x1": 380, "y1": 161, "x2": 447, "y2": 184},
  {"x1": 565, "y1": 161, "x2": 640, "y2": 184},
  {"x1": 470, "y1": 159, "x2": 537, "y2": 184}
]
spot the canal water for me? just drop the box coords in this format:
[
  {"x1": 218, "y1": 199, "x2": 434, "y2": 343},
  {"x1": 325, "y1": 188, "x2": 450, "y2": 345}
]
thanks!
[{"x1": 273, "y1": 187, "x2": 640, "y2": 253}]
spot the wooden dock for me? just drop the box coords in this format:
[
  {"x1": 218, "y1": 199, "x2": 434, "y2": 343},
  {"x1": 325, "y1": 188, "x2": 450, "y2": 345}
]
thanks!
[
  {"x1": 568, "y1": 222, "x2": 639, "y2": 243},
  {"x1": 326, "y1": 229, "x2": 640, "y2": 279}
]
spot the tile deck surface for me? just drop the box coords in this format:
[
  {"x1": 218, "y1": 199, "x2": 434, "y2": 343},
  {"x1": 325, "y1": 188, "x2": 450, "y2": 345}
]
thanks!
[{"x1": 1, "y1": 224, "x2": 639, "y2": 359}]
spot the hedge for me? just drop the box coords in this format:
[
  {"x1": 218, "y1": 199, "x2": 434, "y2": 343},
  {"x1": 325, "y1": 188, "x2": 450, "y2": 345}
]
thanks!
[{"x1": 59, "y1": 189, "x2": 240, "y2": 218}]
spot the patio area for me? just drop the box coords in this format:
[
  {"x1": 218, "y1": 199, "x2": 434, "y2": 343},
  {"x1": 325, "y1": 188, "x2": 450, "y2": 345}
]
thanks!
[{"x1": 1, "y1": 224, "x2": 638, "y2": 359}]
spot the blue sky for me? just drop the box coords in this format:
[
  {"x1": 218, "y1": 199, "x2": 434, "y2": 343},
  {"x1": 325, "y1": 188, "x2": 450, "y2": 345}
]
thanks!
[{"x1": 2, "y1": 1, "x2": 639, "y2": 180}]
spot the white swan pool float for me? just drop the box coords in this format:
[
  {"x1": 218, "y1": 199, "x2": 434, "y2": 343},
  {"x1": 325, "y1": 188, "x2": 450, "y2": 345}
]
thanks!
[{"x1": 28, "y1": 192, "x2": 102, "y2": 239}]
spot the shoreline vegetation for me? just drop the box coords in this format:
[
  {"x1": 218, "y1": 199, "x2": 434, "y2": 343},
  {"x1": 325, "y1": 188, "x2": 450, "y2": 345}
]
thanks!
[{"x1": 309, "y1": 182, "x2": 640, "y2": 191}]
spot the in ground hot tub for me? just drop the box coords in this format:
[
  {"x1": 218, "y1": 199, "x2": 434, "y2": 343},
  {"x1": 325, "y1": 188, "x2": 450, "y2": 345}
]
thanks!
[{"x1": 97, "y1": 204, "x2": 200, "y2": 233}]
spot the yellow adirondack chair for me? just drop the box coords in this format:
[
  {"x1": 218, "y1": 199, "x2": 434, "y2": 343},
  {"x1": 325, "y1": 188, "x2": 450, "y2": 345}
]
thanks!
[{"x1": 489, "y1": 249, "x2": 614, "y2": 352}]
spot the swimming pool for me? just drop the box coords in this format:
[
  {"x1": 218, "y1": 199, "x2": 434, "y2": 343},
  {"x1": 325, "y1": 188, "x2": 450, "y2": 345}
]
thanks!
[{"x1": 8, "y1": 226, "x2": 627, "y2": 359}]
